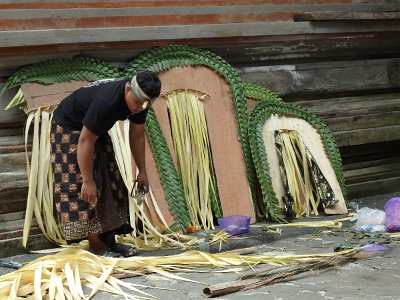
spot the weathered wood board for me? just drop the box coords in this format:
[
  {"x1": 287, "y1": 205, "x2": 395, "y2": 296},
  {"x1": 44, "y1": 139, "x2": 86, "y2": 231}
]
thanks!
[{"x1": 22, "y1": 81, "x2": 87, "y2": 111}]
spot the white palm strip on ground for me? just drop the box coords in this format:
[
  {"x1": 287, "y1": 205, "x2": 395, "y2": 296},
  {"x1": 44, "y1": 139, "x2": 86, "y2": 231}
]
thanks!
[{"x1": 166, "y1": 90, "x2": 216, "y2": 230}]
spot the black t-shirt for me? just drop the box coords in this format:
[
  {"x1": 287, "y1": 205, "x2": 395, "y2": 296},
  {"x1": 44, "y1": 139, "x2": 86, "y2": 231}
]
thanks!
[{"x1": 53, "y1": 78, "x2": 148, "y2": 136}]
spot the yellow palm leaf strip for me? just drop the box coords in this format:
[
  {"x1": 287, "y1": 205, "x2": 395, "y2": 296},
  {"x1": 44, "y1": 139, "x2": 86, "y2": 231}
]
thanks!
[
  {"x1": 33, "y1": 265, "x2": 42, "y2": 300},
  {"x1": 287, "y1": 133, "x2": 307, "y2": 217},
  {"x1": 121, "y1": 120, "x2": 133, "y2": 180},
  {"x1": 48, "y1": 266, "x2": 57, "y2": 300},
  {"x1": 185, "y1": 92, "x2": 204, "y2": 227},
  {"x1": 181, "y1": 90, "x2": 200, "y2": 227},
  {"x1": 34, "y1": 115, "x2": 59, "y2": 245},
  {"x1": 55, "y1": 275, "x2": 66, "y2": 300},
  {"x1": 64, "y1": 261, "x2": 84, "y2": 300},
  {"x1": 122, "y1": 120, "x2": 142, "y2": 236},
  {"x1": 83, "y1": 273, "x2": 137, "y2": 299},
  {"x1": 147, "y1": 187, "x2": 170, "y2": 229},
  {"x1": 31, "y1": 110, "x2": 49, "y2": 241},
  {"x1": 110, "y1": 121, "x2": 188, "y2": 249},
  {"x1": 294, "y1": 132, "x2": 310, "y2": 214},
  {"x1": 284, "y1": 132, "x2": 307, "y2": 217},
  {"x1": 24, "y1": 111, "x2": 35, "y2": 174},
  {"x1": 187, "y1": 91, "x2": 214, "y2": 229},
  {"x1": 279, "y1": 132, "x2": 300, "y2": 216},
  {"x1": 145, "y1": 264, "x2": 204, "y2": 284},
  {"x1": 23, "y1": 109, "x2": 41, "y2": 249},
  {"x1": 210, "y1": 230, "x2": 231, "y2": 245},
  {"x1": 166, "y1": 92, "x2": 196, "y2": 226},
  {"x1": 73, "y1": 258, "x2": 85, "y2": 299},
  {"x1": 280, "y1": 132, "x2": 306, "y2": 217},
  {"x1": 292, "y1": 132, "x2": 319, "y2": 216},
  {"x1": 107, "y1": 275, "x2": 158, "y2": 299},
  {"x1": 87, "y1": 258, "x2": 117, "y2": 299},
  {"x1": 176, "y1": 91, "x2": 199, "y2": 227},
  {"x1": 8, "y1": 273, "x2": 21, "y2": 300},
  {"x1": 39, "y1": 111, "x2": 65, "y2": 244},
  {"x1": 265, "y1": 219, "x2": 343, "y2": 229},
  {"x1": 166, "y1": 90, "x2": 216, "y2": 230},
  {"x1": 109, "y1": 124, "x2": 143, "y2": 238},
  {"x1": 4, "y1": 87, "x2": 24, "y2": 110}
]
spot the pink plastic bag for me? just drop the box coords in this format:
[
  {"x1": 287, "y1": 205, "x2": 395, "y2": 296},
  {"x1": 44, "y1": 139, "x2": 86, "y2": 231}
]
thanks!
[{"x1": 384, "y1": 197, "x2": 400, "y2": 232}]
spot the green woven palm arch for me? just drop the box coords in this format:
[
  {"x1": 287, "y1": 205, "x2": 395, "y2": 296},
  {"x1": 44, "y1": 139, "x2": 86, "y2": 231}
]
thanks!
[
  {"x1": 248, "y1": 100, "x2": 347, "y2": 222},
  {"x1": 125, "y1": 45, "x2": 264, "y2": 222}
]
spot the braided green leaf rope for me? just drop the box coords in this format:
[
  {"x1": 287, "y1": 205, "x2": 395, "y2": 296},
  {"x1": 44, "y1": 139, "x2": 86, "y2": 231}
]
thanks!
[
  {"x1": 248, "y1": 100, "x2": 347, "y2": 222},
  {"x1": 243, "y1": 83, "x2": 283, "y2": 104},
  {"x1": 145, "y1": 110, "x2": 191, "y2": 228}
]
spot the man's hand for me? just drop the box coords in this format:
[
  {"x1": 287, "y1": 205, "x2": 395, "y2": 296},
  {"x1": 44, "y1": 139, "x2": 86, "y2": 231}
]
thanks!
[
  {"x1": 77, "y1": 126, "x2": 98, "y2": 207},
  {"x1": 80, "y1": 180, "x2": 98, "y2": 206},
  {"x1": 135, "y1": 172, "x2": 149, "y2": 194}
]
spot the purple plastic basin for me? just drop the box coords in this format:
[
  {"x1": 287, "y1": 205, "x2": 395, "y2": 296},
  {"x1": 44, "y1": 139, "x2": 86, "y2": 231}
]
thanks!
[{"x1": 217, "y1": 215, "x2": 250, "y2": 235}]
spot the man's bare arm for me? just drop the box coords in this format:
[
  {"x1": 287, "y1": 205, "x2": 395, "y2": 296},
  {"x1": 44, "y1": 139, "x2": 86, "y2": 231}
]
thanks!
[{"x1": 78, "y1": 126, "x2": 98, "y2": 203}]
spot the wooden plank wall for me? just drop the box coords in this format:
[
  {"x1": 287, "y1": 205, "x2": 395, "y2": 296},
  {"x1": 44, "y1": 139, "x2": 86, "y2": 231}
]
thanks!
[{"x1": 0, "y1": 1, "x2": 399, "y2": 252}]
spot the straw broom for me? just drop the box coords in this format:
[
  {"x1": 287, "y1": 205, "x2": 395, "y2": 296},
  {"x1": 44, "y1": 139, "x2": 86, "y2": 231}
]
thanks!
[{"x1": 203, "y1": 249, "x2": 365, "y2": 297}]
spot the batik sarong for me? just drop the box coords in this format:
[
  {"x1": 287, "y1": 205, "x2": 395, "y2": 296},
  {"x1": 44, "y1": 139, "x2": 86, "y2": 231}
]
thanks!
[{"x1": 50, "y1": 120, "x2": 131, "y2": 243}]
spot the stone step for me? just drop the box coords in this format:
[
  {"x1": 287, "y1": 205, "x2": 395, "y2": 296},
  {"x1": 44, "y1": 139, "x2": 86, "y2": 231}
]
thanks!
[
  {"x1": 0, "y1": 211, "x2": 53, "y2": 258},
  {"x1": 0, "y1": 152, "x2": 28, "y2": 173},
  {"x1": 347, "y1": 176, "x2": 400, "y2": 199},
  {"x1": 0, "y1": 179, "x2": 28, "y2": 194},
  {"x1": 0, "y1": 135, "x2": 28, "y2": 147},
  {"x1": 0, "y1": 171, "x2": 27, "y2": 183},
  {"x1": 0, "y1": 210, "x2": 58, "y2": 258},
  {"x1": 0, "y1": 211, "x2": 25, "y2": 222},
  {"x1": 0, "y1": 216, "x2": 38, "y2": 233},
  {"x1": 0, "y1": 127, "x2": 23, "y2": 136},
  {"x1": 0, "y1": 198, "x2": 27, "y2": 214},
  {"x1": 0, "y1": 233, "x2": 56, "y2": 258}
]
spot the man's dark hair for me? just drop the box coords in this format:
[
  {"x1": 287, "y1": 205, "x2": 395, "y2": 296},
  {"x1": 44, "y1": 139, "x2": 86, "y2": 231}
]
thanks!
[{"x1": 137, "y1": 71, "x2": 161, "y2": 100}]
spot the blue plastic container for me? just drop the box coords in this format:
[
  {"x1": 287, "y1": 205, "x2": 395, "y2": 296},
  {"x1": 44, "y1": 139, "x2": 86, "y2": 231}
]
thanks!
[{"x1": 217, "y1": 215, "x2": 250, "y2": 235}]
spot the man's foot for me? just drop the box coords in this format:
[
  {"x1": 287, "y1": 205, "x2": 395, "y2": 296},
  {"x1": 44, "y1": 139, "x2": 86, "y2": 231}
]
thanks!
[
  {"x1": 88, "y1": 233, "x2": 122, "y2": 257},
  {"x1": 113, "y1": 243, "x2": 138, "y2": 257},
  {"x1": 97, "y1": 248, "x2": 123, "y2": 258}
]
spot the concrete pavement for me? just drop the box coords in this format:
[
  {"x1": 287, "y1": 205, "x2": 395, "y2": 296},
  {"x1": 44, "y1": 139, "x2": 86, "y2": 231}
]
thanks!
[{"x1": 1, "y1": 192, "x2": 399, "y2": 299}]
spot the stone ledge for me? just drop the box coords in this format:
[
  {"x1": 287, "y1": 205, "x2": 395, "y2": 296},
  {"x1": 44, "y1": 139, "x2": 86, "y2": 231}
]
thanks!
[{"x1": 0, "y1": 233, "x2": 56, "y2": 258}]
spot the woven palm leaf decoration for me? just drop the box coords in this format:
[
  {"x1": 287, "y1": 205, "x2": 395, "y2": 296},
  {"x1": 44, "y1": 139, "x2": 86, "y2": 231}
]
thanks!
[
  {"x1": 2, "y1": 45, "x2": 347, "y2": 231},
  {"x1": 125, "y1": 45, "x2": 261, "y2": 219},
  {"x1": 248, "y1": 100, "x2": 347, "y2": 222}
]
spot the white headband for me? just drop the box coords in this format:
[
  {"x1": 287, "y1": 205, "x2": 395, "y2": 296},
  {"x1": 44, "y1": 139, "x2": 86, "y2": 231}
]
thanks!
[{"x1": 131, "y1": 75, "x2": 153, "y2": 103}]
